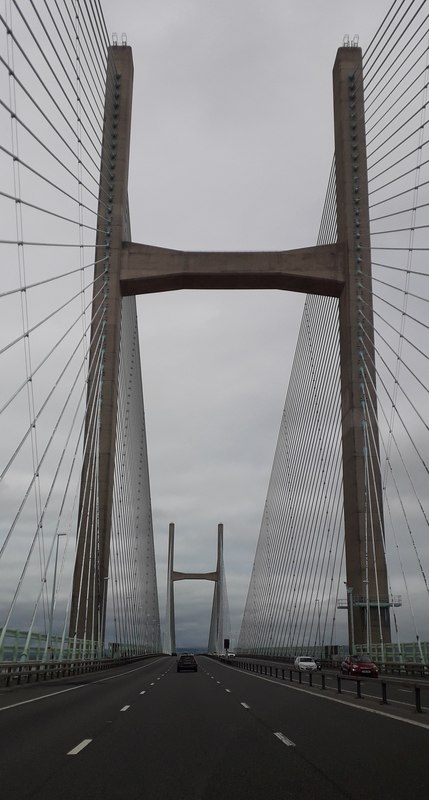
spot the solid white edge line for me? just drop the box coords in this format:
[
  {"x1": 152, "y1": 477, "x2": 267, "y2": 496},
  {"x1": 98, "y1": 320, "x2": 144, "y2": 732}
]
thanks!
[
  {"x1": 67, "y1": 738, "x2": 92, "y2": 755},
  {"x1": 241, "y1": 702, "x2": 250, "y2": 709},
  {"x1": 232, "y1": 668, "x2": 429, "y2": 731},
  {"x1": 120, "y1": 705, "x2": 130, "y2": 711},
  {"x1": 274, "y1": 731, "x2": 295, "y2": 747},
  {"x1": 0, "y1": 657, "x2": 167, "y2": 713},
  {"x1": 0, "y1": 683, "x2": 86, "y2": 712}
]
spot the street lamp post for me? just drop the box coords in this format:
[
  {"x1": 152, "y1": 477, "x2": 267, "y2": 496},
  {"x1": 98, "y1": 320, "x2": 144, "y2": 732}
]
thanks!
[
  {"x1": 315, "y1": 599, "x2": 321, "y2": 652},
  {"x1": 99, "y1": 576, "x2": 109, "y2": 657},
  {"x1": 44, "y1": 533, "x2": 66, "y2": 660},
  {"x1": 345, "y1": 584, "x2": 355, "y2": 654}
]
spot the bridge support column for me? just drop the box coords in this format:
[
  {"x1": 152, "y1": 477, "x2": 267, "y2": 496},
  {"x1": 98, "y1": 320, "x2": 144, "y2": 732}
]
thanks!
[
  {"x1": 165, "y1": 523, "x2": 176, "y2": 654},
  {"x1": 69, "y1": 46, "x2": 134, "y2": 647},
  {"x1": 165, "y1": 524, "x2": 226, "y2": 654},
  {"x1": 333, "y1": 46, "x2": 391, "y2": 651}
]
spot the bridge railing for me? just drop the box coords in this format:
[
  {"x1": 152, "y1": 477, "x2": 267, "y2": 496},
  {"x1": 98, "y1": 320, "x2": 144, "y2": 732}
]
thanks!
[
  {"x1": 0, "y1": 627, "x2": 159, "y2": 663},
  {"x1": 0, "y1": 652, "x2": 163, "y2": 688},
  {"x1": 229, "y1": 653, "x2": 429, "y2": 678}
]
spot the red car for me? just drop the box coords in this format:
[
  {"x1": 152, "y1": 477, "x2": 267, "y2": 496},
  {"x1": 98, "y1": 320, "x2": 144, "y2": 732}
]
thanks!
[{"x1": 341, "y1": 654, "x2": 379, "y2": 677}]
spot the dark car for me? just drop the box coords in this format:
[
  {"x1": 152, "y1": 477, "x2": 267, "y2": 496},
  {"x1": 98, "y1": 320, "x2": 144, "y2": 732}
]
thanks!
[
  {"x1": 341, "y1": 654, "x2": 378, "y2": 677},
  {"x1": 177, "y1": 654, "x2": 198, "y2": 673}
]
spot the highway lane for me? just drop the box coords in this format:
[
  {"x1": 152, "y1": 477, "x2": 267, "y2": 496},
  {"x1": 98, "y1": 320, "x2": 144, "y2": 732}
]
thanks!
[
  {"x1": 203, "y1": 657, "x2": 429, "y2": 797},
  {"x1": 0, "y1": 655, "x2": 428, "y2": 799}
]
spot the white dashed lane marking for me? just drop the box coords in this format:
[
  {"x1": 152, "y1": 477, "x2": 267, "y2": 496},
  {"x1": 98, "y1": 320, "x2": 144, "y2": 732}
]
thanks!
[
  {"x1": 120, "y1": 705, "x2": 130, "y2": 712},
  {"x1": 67, "y1": 739, "x2": 92, "y2": 756},
  {"x1": 241, "y1": 702, "x2": 250, "y2": 709},
  {"x1": 225, "y1": 689, "x2": 231, "y2": 693},
  {"x1": 274, "y1": 732, "x2": 295, "y2": 748},
  {"x1": 140, "y1": 691, "x2": 146, "y2": 695}
]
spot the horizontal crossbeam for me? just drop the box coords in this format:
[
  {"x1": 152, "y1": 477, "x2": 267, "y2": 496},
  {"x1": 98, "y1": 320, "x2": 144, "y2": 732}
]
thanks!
[
  {"x1": 120, "y1": 242, "x2": 345, "y2": 296},
  {"x1": 172, "y1": 570, "x2": 218, "y2": 582}
]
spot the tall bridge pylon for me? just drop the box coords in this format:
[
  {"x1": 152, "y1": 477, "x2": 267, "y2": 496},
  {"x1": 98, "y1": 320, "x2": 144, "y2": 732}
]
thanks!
[
  {"x1": 165, "y1": 523, "x2": 229, "y2": 655},
  {"x1": 70, "y1": 42, "x2": 391, "y2": 652}
]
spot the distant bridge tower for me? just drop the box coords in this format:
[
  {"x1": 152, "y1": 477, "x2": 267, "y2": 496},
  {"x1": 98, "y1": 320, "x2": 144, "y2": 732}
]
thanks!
[{"x1": 165, "y1": 524, "x2": 228, "y2": 654}]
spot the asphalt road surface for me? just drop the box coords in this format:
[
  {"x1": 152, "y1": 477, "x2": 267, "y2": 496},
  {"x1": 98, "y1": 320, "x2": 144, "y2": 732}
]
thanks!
[{"x1": 1, "y1": 655, "x2": 428, "y2": 799}]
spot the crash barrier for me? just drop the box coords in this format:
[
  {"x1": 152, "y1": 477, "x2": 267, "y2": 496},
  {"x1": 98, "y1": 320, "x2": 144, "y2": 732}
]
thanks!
[
  {"x1": 212, "y1": 656, "x2": 427, "y2": 714},
  {"x1": 0, "y1": 653, "x2": 162, "y2": 688},
  {"x1": 232, "y1": 653, "x2": 429, "y2": 678}
]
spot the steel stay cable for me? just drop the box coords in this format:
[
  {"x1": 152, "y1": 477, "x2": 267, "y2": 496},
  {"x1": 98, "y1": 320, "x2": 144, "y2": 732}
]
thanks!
[
  {"x1": 0, "y1": 188, "x2": 99, "y2": 233},
  {"x1": 361, "y1": 394, "x2": 386, "y2": 653},
  {"x1": 0, "y1": 92, "x2": 102, "y2": 194},
  {"x1": 371, "y1": 260, "x2": 429, "y2": 277},
  {"x1": 34, "y1": 396, "x2": 88, "y2": 655},
  {"x1": 359, "y1": 307, "x2": 429, "y2": 432},
  {"x1": 361, "y1": 353, "x2": 429, "y2": 531},
  {"x1": 365, "y1": 41, "x2": 429, "y2": 127},
  {"x1": 0, "y1": 10, "x2": 105, "y2": 149},
  {"x1": 359, "y1": 329, "x2": 429, "y2": 473},
  {"x1": 31, "y1": 0, "x2": 108, "y2": 105},
  {"x1": 365, "y1": 15, "x2": 429, "y2": 116},
  {"x1": 363, "y1": 0, "x2": 407, "y2": 70},
  {"x1": 0, "y1": 48, "x2": 104, "y2": 175},
  {"x1": 0, "y1": 142, "x2": 108, "y2": 217},
  {"x1": 27, "y1": 0, "x2": 106, "y2": 120},
  {"x1": 0, "y1": 351, "x2": 102, "y2": 638},
  {"x1": 0, "y1": 100, "x2": 103, "y2": 204},
  {"x1": 58, "y1": 0, "x2": 107, "y2": 99},
  {"x1": 0, "y1": 273, "x2": 104, "y2": 358},
  {"x1": 289, "y1": 300, "x2": 341, "y2": 647},
  {"x1": 0, "y1": 324, "x2": 104, "y2": 562},
  {"x1": 368, "y1": 137, "x2": 429, "y2": 184},
  {"x1": 368, "y1": 155, "x2": 429, "y2": 198},
  {"x1": 85, "y1": 0, "x2": 110, "y2": 50},
  {"x1": 361, "y1": 305, "x2": 429, "y2": 396},
  {"x1": 371, "y1": 289, "x2": 429, "y2": 330},
  {"x1": 285, "y1": 300, "x2": 339, "y2": 638},
  {"x1": 370, "y1": 199, "x2": 429, "y2": 221},
  {"x1": 0, "y1": 310, "x2": 105, "y2": 481},
  {"x1": 361, "y1": 364, "x2": 429, "y2": 596},
  {"x1": 0, "y1": 278, "x2": 105, "y2": 417},
  {"x1": 364, "y1": 0, "x2": 426, "y2": 95},
  {"x1": 70, "y1": 346, "x2": 104, "y2": 651},
  {"x1": 261, "y1": 310, "x2": 312, "y2": 644},
  {"x1": 264, "y1": 296, "x2": 338, "y2": 648},
  {"x1": 373, "y1": 274, "x2": 429, "y2": 306},
  {"x1": 15, "y1": 370, "x2": 89, "y2": 633},
  {"x1": 360, "y1": 296, "x2": 428, "y2": 360},
  {"x1": 367, "y1": 116, "x2": 429, "y2": 170},
  {"x1": 261, "y1": 181, "x2": 340, "y2": 651},
  {"x1": 366, "y1": 91, "x2": 429, "y2": 158}
]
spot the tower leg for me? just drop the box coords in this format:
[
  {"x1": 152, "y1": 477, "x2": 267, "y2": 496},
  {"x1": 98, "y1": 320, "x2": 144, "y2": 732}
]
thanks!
[
  {"x1": 333, "y1": 46, "x2": 391, "y2": 651},
  {"x1": 165, "y1": 523, "x2": 176, "y2": 654},
  {"x1": 69, "y1": 47, "x2": 134, "y2": 646}
]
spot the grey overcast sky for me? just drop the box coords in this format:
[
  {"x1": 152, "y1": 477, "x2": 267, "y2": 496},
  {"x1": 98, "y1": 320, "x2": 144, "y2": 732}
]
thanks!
[{"x1": 102, "y1": 0, "x2": 391, "y2": 648}]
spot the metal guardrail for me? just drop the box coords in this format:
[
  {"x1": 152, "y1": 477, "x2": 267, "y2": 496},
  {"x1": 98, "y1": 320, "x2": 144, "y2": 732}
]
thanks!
[
  {"x1": 211, "y1": 656, "x2": 428, "y2": 714},
  {"x1": 0, "y1": 653, "x2": 162, "y2": 688},
  {"x1": 233, "y1": 653, "x2": 429, "y2": 678}
]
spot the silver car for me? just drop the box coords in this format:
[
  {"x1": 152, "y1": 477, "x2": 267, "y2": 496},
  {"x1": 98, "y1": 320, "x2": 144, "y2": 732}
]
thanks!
[{"x1": 294, "y1": 656, "x2": 317, "y2": 672}]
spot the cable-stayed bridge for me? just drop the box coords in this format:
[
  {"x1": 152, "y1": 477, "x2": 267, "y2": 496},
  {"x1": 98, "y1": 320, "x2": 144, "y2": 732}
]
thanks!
[{"x1": 0, "y1": 0, "x2": 428, "y2": 670}]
